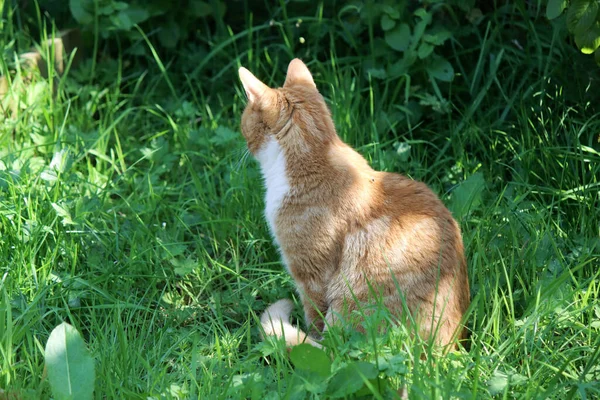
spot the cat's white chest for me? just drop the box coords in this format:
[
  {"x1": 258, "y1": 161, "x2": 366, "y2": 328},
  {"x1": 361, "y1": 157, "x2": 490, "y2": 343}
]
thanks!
[{"x1": 255, "y1": 137, "x2": 290, "y2": 238}]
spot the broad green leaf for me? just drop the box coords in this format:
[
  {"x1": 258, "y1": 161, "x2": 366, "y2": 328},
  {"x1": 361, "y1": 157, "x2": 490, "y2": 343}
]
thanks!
[
  {"x1": 414, "y1": 8, "x2": 432, "y2": 25},
  {"x1": 488, "y1": 370, "x2": 509, "y2": 395},
  {"x1": 576, "y1": 0, "x2": 599, "y2": 36},
  {"x1": 326, "y1": 361, "x2": 378, "y2": 398},
  {"x1": 567, "y1": 0, "x2": 599, "y2": 34},
  {"x1": 51, "y1": 203, "x2": 75, "y2": 225},
  {"x1": 123, "y1": 5, "x2": 150, "y2": 25},
  {"x1": 114, "y1": 5, "x2": 150, "y2": 31},
  {"x1": 69, "y1": 0, "x2": 93, "y2": 24},
  {"x1": 412, "y1": 24, "x2": 427, "y2": 46},
  {"x1": 97, "y1": 3, "x2": 115, "y2": 16},
  {"x1": 49, "y1": 149, "x2": 72, "y2": 174},
  {"x1": 425, "y1": 56, "x2": 454, "y2": 82},
  {"x1": 286, "y1": 375, "x2": 309, "y2": 399},
  {"x1": 574, "y1": 22, "x2": 600, "y2": 54},
  {"x1": 25, "y1": 80, "x2": 45, "y2": 104},
  {"x1": 396, "y1": 142, "x2": 411, "y2": 162},
  {"x1": 230, "y1": 372, "x2": 265, "y2": 394},
  {"x1": 214, "y1": 1, "x2": 227, "y2": 18},
  {"x1": 381, "y1": 5, "x2": 400, "y2": 19},
  {"x1": 385, "y1": 23, "x2": 411, "y2": 52},
  {"x1": 112, "y1": 1, "x2": 128, "y2": 11},
  {"x1": 295, "y1": 371, "x2": 329, "y2": 394},
  {"x1": 381, "y1": 14, "x2": 396, "y2": 31},
  {"x1": 112, "y1": 10, "x2": 133, "y2": 30},
  {"x1": 45, "y1": 322, "x2": 95, "y2": 400},
  {"x1": 377, "y1": 353, "x2": 408, "y2": 375},
  {"x1": 423, "y1": 28, "x2": 453, "y2": 46},
  {"x1": 157, "y1": 237, "x2": 187, "y2": 259},
  {"x1": 171, "y1": 256, "x2": 197, "y2": 276},
  {"x1": 190, "y1": 1, "x2": 213, "y2": 17},
  {"x1": 488, "y1": 370, "x2": 528, "y2": 395},
  {"x1": 290, "y1": 344, "x2": 331, "y2": 377},
  {"x1": 449, "y1": 172, "x2": 486, "y2": 220},
  {"x1": 595, "y1": 47, "x2": 600, "y2": 65},
  {"x1": 366, "y1": 67, "x2": 387, "y2": 79},
  {"x1": 41, "y1": 149, "x2": 72, "y2": 182},
  {"x1": 417, "y1": 42, "x2": 434, "y2": 59},
  {"x1": 388, "y1": 49, "x2": 418, "y2": 75},
  {"x1": 210, "y1": 126, "x2": 239, "y2": 147},
  {"x1": 546, "y1": 0, "x2": 567, "y2": 19}
]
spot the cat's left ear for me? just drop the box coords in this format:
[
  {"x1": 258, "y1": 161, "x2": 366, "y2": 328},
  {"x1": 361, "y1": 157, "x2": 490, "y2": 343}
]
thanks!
[
  {"x1": 239, "y1": 67, "x2": 271, "y2": 103},
  {"x1": 284, "y1": 59, "x2": 316, "y2": 88}
]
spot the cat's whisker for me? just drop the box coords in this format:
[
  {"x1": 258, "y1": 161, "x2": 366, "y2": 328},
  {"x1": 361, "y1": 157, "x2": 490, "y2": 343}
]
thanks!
[
  {"x1": 233, "y1": 147, "x2": 250, "y2": 171},
  {"x1": 231, "y1": 145, "x2": 246, "y2": 159}
]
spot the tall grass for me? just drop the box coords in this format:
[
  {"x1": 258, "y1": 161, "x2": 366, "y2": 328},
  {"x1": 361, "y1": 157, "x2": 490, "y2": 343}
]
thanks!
[{"x1": 0, "y1": 1, "x2": 599, "y2": 398}]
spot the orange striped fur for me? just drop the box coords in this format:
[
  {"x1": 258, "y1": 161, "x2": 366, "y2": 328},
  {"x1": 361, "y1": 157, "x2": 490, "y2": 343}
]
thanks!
[{"x1": 239, "y1": 59, "x2": 470, "y2": 350}]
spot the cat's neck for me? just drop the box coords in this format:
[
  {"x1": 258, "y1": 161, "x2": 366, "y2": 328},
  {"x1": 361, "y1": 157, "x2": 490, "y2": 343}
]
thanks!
[
  {"x1": 256, "y1": 135, "x2": 371, "y2": 189},
  {"x1": 255, "y1": 137, "x2": 285, "y2": 175},
  {"x1": 255, "y1": 137, "x2": 290, "y2": 235}
]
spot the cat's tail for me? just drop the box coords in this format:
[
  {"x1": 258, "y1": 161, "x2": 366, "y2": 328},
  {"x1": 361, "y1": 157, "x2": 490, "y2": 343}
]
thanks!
[{"x1": 260, "y1": 299, "x2": 322, "y2": 348}]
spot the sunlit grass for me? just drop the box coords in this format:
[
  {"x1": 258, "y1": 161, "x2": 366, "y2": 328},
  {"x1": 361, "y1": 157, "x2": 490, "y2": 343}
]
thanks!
[{"x1": 1, "y1": 2, "x2": 599, "y2": 399}]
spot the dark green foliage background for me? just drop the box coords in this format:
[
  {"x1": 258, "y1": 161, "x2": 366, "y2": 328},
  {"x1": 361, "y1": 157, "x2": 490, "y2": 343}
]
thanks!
[{"x1": 1, "y1": 0, "x2": 599, "y2": 398}]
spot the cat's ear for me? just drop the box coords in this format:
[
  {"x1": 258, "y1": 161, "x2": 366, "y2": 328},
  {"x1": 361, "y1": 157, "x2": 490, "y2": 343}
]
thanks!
[
  {"x1": 239, "y1": 67, "x2": 271, "y2": 103},
  {"x1": 284, "y1": 59, "x2": 316, "y2": 88}
]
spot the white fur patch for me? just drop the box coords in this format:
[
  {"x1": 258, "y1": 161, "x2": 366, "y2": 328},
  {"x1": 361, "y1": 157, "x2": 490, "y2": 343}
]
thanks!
[
  {"x1": 260, "y1": 298, "x2": 321, "y2": 348},
  {"x1": 255, "y1": 137, "x2": 290, "y2": 238}
]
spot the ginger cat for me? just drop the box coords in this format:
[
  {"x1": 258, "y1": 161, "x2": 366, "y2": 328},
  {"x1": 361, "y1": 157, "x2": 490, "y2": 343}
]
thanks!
[{"x1": 238, "y1": 59, "x2": 470, "y2": 349}]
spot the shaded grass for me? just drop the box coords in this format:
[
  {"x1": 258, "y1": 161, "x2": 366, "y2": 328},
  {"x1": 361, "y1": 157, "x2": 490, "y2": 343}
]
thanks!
[{"x1": 1, "y1": 1, "x2": 599, "y2": 398}]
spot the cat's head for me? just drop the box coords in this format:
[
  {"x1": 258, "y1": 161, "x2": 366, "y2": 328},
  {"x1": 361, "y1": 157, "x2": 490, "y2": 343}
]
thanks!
[{"x1": 238, "y1": 59, "x2": 336, "y2": 156}]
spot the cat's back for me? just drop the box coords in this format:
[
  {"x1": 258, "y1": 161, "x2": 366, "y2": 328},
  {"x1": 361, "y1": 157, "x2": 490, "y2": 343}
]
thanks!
[
  {"x1": 373, "y1": 171, "x2": 465, "y2": 269},
  {"x1": 376, "y1": 171, "x2": 454, "y2": 221},
  {"x1": 328, "y1": 144, "x2": 459, "y2": 238}
]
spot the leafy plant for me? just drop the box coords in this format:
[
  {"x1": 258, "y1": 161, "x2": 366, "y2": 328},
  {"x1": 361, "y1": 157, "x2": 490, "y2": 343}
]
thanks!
[
  {"x1": 335, "y1": 0, "x2": 464, "y2": 122},
  {"x1": 381, "y1": 5, "x2": 455, "y2": 81},
  {"x1": 546, "y1": 0, "x2": 600, "y2": 64},
  {"x1": 44, "y1": 322, "x2": 95, "y2": 400},
  {"x1": 289, "y1": 344, "x2": 386, "y2": 397},
  {"x1": 67, "y1": 0, "x2": 224, "y2": 49},
  {"x1": 1, "y1": 0, "x2": 600, "y2": 398},
  {"x1": 449, "y1": 171, "x2": 486, "y2": 222}
]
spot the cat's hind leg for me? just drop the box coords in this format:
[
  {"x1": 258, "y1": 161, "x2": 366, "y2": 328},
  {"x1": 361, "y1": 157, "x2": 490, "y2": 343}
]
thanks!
[{"x1": 297, "y1": 283, "x2": 328, "y2": 335}]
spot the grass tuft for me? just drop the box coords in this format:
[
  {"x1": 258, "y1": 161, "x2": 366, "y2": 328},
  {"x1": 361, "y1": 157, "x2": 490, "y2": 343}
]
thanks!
[{"x1": 1, "y1": 1, "x2": 599, "y2": 398}]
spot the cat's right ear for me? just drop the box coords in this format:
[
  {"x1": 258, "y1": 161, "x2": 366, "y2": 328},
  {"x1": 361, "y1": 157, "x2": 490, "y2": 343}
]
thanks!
[{"x1": 239, "y1": 67, "x2": 270, "y2": 104}]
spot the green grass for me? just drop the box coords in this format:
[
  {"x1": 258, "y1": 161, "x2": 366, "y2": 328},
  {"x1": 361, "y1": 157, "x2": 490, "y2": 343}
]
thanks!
[{"x1": 1, "y1": 2, "x2": 599, "y2": 399}]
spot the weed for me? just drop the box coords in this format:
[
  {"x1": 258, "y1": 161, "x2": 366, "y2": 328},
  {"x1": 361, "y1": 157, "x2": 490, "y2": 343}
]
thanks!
[{"x1": 0, "y1": 1, "x2": 599, "y2": 398}]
